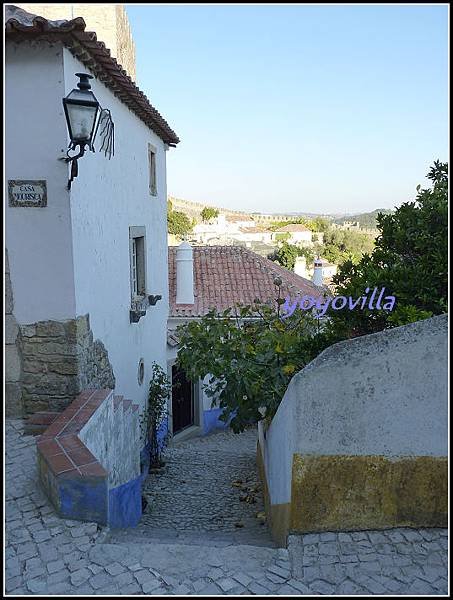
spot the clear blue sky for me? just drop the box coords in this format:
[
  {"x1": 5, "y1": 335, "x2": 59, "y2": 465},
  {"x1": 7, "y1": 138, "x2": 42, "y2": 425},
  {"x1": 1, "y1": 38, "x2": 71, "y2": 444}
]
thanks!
[{"x1": 126, "y1": 4, "x2": 448, "y2": 215}]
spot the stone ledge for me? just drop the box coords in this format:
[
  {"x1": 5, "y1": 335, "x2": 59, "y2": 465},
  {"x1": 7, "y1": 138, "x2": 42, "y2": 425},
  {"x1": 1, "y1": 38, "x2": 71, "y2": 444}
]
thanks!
[
  {"x1": 38, "y1": 389, "x2": 111, "y2": 477},
  {"x1": 37, "y1": 388, "x2": 142, "y2": 527}
]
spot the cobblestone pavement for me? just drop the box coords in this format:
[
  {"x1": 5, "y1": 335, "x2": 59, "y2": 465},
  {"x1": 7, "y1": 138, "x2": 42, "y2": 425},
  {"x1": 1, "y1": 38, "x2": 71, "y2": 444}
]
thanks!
[
  {"x1": 5, "y1": 419, "x2": 449, "y2": 595},
  {"x1": 109, "y1": 427, "x2": 273, "y2": 547}
]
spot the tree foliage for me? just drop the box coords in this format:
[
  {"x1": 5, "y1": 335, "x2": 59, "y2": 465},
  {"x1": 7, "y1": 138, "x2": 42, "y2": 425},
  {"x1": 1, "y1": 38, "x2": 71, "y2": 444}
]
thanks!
[
  {"x1": 269, "y1": 242, "x2": 315, "y2": 271},
  {"x1": 200, "y1": 206, "x2": 219, "y2": 223},
  {"x1": 177, "y1": 294, "x2": 331, "y2": 432},
  {"x1": 167, "y1": 201, "x2": 194, "y2": 236},
  {"x1": 321, "y1": 228, "x2": 375, "y2": 265},
  {"x1": 327, "y1": 161, "x2": 448, "y2": 337}
]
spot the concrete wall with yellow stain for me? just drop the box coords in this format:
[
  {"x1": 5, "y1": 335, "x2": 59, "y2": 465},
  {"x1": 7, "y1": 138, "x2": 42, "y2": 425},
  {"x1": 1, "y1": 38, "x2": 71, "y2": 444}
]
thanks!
[{"x1": 257, "y1": 314, "x2": 448, "y2": 547}]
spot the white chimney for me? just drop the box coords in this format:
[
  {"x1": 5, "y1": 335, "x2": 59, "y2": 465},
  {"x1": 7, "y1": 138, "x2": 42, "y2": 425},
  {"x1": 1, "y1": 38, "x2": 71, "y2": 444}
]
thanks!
[
  {"x1": 312, "y1": 257, "x2": 324, "y2": 286},
  {"x1": 294, "y1": 255, "x2": 307, "y2": 278},
  {"x1": 176, "y1": 241, "x2": 194, "y2": 304}
]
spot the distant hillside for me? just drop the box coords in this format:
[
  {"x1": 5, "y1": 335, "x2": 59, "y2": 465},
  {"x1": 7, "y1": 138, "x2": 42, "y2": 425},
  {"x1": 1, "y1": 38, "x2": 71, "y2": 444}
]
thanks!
[{"x1": 333, "y1": 209, "x2": 393, "y2": 228}]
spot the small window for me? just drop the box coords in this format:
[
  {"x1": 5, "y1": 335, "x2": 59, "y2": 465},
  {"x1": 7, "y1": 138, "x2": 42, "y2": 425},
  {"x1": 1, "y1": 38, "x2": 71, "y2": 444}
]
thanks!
[
  {"x1": 129, "y1": 227, "x2": 147, "y2": 300},
  {"x1": 148, "y1": 144, "x2": 157, "y2": 196}
]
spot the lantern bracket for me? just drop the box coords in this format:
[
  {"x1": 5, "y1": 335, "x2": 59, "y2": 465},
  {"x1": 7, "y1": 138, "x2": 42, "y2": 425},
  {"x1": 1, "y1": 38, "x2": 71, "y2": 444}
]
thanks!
[{"x1": 61, "y1": 73, "x2": 114, "y2": 190}]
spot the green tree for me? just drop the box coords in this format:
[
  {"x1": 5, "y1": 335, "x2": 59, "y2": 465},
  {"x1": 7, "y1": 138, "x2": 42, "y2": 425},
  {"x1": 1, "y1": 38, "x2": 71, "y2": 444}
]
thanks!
[
  {"x1": 167, "y1": 208, "x2": 194, "y2": 236},
  {"x1": 327, "y1": 161, "x2": 448, "y2": 337},
  {"x1": 269, "y1": 241, "x2": 316, "y2": 272},
  {"x1": 308, "y1": 216, "x2": 331, "y2": 233},
  {"x1": 200, "y1": 206, "x2": 219, "y2": 223},
  {"x1": 322, "y1": 228, "x2": 375, "y2": 265},
  {"x1": 177, "y1": 294, "x2": 330, "y2": 432},
  {"x1": 268, "y1": 241, "x2": 301, "y2": 270}
]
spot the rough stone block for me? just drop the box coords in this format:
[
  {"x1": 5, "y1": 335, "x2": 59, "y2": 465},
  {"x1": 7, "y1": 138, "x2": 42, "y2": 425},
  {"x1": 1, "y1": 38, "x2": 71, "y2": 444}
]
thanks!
[
  {"x1": 36, "y1": 321, "x2": 66, "y2": 337},
  {"x1": 21, "y1": 325, "x2": 37, "y2": 337}
]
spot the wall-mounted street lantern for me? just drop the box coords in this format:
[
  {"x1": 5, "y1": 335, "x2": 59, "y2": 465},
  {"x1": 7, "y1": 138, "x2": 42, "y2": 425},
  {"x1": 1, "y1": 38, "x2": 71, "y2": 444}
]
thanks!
[{"x1": 62, "y1": 73, "x2": 114, "y2": 189}]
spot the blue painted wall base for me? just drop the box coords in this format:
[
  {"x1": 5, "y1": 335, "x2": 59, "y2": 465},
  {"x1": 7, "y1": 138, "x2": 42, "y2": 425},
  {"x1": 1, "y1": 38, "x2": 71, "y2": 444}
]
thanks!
[
  {"x1": 203, "y1": 407, "x2": 232, "y2": 435},
  {"x1": 58, "y1": 475, "x2": 108, "y2": 525},
  {"x1": 108, "y1": 476, "x2": 142, "y2": 528}
]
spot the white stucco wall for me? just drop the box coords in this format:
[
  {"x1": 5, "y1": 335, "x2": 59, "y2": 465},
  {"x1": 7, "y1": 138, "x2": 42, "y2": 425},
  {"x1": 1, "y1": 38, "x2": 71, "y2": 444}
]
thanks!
[
  {"x1": 6, "y1": 40, "x2": 171, "y2": 411},
  {"x1": 5, "y1": 41, "x2": 76, "y2": 323},
  {"x1": 261, "y1": 315, "x2": 448, "y2": 506},
  {"x1": 63, "y1": 49, "x2": 170, "y2": 410}
]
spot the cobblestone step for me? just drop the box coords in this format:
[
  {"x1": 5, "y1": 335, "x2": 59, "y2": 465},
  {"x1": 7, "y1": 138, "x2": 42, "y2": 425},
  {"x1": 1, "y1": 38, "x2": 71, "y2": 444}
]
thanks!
[{"x1": 105, "y1": 527, "x2": 276, "y2": 548}]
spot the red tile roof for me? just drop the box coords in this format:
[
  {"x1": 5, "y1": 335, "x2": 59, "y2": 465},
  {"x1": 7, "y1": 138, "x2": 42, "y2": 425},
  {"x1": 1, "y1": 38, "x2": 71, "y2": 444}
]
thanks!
[
  {"x1": 5, "y1": 5, "x2": 179, "y2": 145},
  {"x1": 168, "y1": 245, "x2": 326, "y2": 318}
]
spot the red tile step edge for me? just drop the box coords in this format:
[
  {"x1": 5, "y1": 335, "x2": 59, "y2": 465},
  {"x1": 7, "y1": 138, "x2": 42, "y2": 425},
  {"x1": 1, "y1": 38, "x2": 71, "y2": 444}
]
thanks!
[{"x1": 37, "y1": 389, "x2": 112, "y2": 479}]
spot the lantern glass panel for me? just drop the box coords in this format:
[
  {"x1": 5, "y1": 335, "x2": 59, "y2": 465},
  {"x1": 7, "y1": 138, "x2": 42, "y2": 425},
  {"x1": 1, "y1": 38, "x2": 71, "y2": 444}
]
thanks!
[
  {"x1": 64, "y1": 89, "x2": 99, "y2": 144},
  {"x1": 66, "y1": 103, "x2": 98, "y2": 142}
]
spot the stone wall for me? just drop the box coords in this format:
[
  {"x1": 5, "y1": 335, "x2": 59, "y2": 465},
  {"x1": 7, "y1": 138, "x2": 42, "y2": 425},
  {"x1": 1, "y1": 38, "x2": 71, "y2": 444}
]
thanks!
[
  {"x1": 5, "y1": 249, "x2": 24, "y2": 417},
  {"x1": 19, "y1": 314, "x2": 115, "y2": 416},
  {"x1": 115, "y1": 4, "x2": 136, "y2": 82}
]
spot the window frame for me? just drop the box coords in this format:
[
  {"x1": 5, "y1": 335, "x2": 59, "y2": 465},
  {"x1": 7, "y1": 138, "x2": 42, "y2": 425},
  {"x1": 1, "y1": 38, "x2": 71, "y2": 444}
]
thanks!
[
  {"x1": 129, "y1": 226, "x2": 147, "y2": 302},
  {"x1": 148, "y1": 143, "x2": 157, "y2": 196}
]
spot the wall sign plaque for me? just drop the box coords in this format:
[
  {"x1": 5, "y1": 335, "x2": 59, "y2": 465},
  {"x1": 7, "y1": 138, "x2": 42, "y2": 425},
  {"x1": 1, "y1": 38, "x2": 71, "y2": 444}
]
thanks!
[{"x1": 8, "y1": 180, "x2": 47, "y2": 207}]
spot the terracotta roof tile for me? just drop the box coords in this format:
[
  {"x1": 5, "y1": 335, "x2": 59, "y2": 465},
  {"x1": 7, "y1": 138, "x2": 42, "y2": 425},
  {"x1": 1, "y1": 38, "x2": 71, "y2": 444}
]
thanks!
[{"x1": 168, "y1": 245, "x2": 326, "y2": 318}]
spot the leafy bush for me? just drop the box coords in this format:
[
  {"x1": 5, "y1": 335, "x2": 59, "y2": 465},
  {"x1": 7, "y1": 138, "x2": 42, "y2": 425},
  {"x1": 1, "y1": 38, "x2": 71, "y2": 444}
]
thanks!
[
  {"x1": 139, "y1": 362, "x2": 172, "y2": 466},
  {"x1": 177, "y1": 288, "x2": 331, "y2": 432}
]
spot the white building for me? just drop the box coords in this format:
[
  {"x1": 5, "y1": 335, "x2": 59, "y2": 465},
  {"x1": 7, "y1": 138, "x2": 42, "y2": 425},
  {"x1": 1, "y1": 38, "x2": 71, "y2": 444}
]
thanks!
[
  {"x1": 5, "y1": 6, "x2": 179, "y2": 421},
  {"x1": 273, "y1": 223, "x2": 313, "y2": 246},
  {"x1": 190, "y1": 213, "x2": 272, "y2": 247}
]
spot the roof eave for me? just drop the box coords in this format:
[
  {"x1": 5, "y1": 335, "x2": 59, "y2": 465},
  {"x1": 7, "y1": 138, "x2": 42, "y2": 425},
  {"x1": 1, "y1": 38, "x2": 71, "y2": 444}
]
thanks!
[{"x1": 5, "y1": 10, "x2": 180, "y2": 145}]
